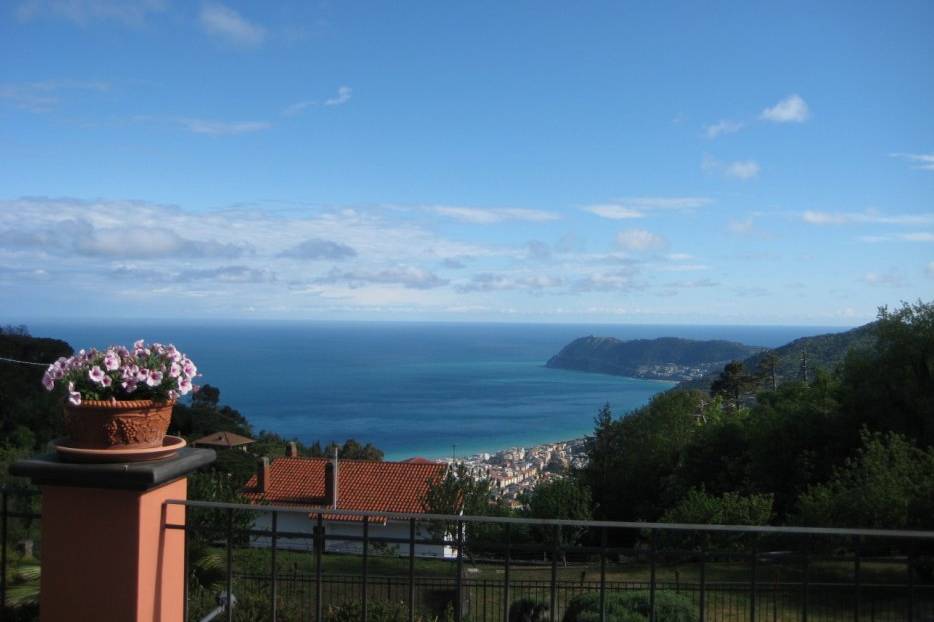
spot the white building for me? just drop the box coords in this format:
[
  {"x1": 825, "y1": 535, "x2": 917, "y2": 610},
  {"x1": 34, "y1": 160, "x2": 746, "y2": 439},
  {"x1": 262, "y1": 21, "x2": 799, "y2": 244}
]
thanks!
[{"x1": 244, "y1": 452, "x2": 455, "y2": 558}]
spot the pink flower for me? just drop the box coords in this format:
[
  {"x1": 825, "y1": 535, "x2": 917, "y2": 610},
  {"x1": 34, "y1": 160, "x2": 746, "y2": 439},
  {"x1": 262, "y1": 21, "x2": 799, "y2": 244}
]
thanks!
[
  {"x1": 182, "y1": 359, "x2": 197, "y2": 377},
  {"x1": 177, "y1": 377, "x2": 192, "y2": 395},
  {"x1": 122, "y1": 381, "x2": 137, "y2": 393},
  {"x1": 146, "y1": 370, "x2": 164, "y2": 387},
  {"x1": 136, "y1": 368, "x2": 149, "y2": 383},
  {"x1": 42, "y1": 371, "x2": 55, "y2": 391},
  {"x1": 133, "y1": 339, "x2": 145, "y2": 350},
  {"x1": 88, "y1": 366, "x2": 105, "y2": 384},
  {"x1": 101, "y1": 375, "x2": 112, "y2": 388},
  {"x1": 68, "y1": 391, "x2": 81, "y2": 406},
  {"x1": 169, "y1": 362, "x2": 181, "y2": 378},
  {"x1": 103, "y1": 350, "x2": 120, "y2": 371}
]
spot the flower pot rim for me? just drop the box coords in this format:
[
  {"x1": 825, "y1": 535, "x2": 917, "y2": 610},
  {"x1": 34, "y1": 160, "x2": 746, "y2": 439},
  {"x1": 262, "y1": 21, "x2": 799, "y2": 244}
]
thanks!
[{"x1": 65, "y1": 398, "x2": 176, "y2": 409}]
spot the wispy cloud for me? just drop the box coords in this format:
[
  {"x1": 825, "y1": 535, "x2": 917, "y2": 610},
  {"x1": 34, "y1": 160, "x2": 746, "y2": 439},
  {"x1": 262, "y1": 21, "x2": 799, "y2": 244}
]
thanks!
[
  {"x1": 324, "y1": 86, "x2": 352, "y2": 107},
  {"x1": 0, "y1": 79, "x2": 109, "y2": 112},
  {"x1": 890, "y1": 153, "x2": 934, "y2": 171},
  {"x1": 283, "y1": 100, "x2": 316, "y2": 117},
  {"x1": 704, "y1": 119, "x2": 744, "y2": 139},
  {"x1": 616, "y1": 229, "x2": 667, "y2": 252},
  {"x1": 316, "y1": 266, "x2": 448, "y2": 290},
  {"x1": 803, "y1": 210, "x2": 934, "y2": 226},
  {"x1": 457, "y1": 273, "x2": 563, "y2": 293},
  {"x1": 279, "y1": 238, "x2": 358, "y2": 260},
  {"x1": 582, "y1": 197, "x2": 712, "y2": 219},
  {"x1": 200, "y1": 2, "x2": 266, "y2": 47},
  {"x1": 760, "y1": 94, "x2": 810, "y2": 123},
  {"x1": 431, "y1": 206, "x2": 559, "y2": 224},
  {"x1": 179, "y1": 118, "x2": 271, "y2": 135},
  {"x1": 863, "y1": 270, "x2": 906, "y2": 287},
  {"x1": 859, "y1": 232, "x2": 934, "y2": 243},
  {"x1": 17, "y1": 0, "x2": 166, "y2": 25},
  {"x1": 702, "y1": 154, "x2": 760, "y2": 180}
]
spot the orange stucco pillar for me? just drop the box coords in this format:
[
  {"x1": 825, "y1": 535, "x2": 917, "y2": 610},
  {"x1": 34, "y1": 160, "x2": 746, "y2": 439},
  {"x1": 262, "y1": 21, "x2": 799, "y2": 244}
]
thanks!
[{"x1": 11, "y1": 448, "x2": 215, "y2": 622}]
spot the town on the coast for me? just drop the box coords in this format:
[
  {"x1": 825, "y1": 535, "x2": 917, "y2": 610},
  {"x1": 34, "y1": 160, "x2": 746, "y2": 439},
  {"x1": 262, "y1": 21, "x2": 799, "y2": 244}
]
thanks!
[{"x1": 440, "y1": 438, "x2": 589, "y2": 509}]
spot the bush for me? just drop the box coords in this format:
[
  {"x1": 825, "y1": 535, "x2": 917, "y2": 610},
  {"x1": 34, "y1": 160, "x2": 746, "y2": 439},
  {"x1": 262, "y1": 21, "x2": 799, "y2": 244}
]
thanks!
[
  {"x1": 508, "y1": 597, "x2": 549, "y2": 622},
  {"x1": 325, "y1": 601, "x2": 450, "y2": 622},
  {"x1": 562, "y1": 590, "x2": 695, "y2": 622}
]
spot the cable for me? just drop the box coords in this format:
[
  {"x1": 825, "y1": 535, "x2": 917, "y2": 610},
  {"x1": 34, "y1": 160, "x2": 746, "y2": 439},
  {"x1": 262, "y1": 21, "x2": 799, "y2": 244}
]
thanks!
[{"x1": 0, "y1": 356, "x2": 53, "y2": 367}]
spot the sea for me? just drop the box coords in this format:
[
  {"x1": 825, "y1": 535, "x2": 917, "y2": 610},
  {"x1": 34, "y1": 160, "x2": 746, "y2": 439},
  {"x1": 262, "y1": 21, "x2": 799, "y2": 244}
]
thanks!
[{"x1": 28, "y1": 321, "x2": 848, "y2": 460}]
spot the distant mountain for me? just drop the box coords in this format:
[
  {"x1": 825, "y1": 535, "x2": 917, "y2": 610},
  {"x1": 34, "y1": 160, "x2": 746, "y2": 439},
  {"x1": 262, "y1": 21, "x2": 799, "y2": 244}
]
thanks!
[
  {"x1": 546, "y1": 336, "x2": 765, "y2": 381},
  {"x1": 680, "y1": 322, "x2": 878, "y2": 391}
]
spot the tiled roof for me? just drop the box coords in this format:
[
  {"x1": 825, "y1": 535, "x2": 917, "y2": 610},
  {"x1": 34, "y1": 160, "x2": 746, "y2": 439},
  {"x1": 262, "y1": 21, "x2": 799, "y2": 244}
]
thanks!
[
  {"x1": 243, "y1": 458, "x2": 446, "y2": 522},
  {"x1": 192, "y1": 431, "x2": 255, "y2": 447}
]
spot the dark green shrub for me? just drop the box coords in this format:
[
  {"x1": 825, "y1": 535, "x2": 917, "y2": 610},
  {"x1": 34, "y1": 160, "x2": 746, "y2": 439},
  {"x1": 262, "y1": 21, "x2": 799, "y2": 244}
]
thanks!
[
  {"x1": 562, "y1": 590, "x2": 695, "y2": 622},
  {"x1": 508, "y1": 597, "x2": 549, "y2": 622},
  {"x1": 324, "y1": 600, "x2": 449, "y2": 622}
]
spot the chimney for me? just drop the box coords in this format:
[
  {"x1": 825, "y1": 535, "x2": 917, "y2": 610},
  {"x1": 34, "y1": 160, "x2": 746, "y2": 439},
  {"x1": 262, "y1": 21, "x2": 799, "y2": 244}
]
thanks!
[
  {"x1": 256, "y1": 457, "x2": 270, "y2": 493},
  {"x1": 286, "y1": 441, "x2": 298, "y2": 458},
  {"x1": 324, "y1": 448, "x2": 339, "y2": 509}
]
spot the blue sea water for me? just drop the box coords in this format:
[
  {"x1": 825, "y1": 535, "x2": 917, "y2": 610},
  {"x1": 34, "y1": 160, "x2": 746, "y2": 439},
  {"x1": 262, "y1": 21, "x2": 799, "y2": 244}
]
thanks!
[{"x1": 28, "y1": 321, "x2": 848, "y2": 460}]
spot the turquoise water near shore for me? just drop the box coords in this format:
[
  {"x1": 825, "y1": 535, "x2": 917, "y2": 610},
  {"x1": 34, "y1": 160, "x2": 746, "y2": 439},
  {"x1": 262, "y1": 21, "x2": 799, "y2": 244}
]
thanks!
[{"x1": 29, "y1": 321, "x2": 846, "y2": 460}]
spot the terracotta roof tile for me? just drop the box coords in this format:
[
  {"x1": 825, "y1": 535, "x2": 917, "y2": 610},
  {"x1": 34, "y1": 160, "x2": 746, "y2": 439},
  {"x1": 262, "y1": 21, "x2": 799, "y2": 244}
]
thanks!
[{"x1": 243, "y1": 458, "x2": 446, "y2": 521}]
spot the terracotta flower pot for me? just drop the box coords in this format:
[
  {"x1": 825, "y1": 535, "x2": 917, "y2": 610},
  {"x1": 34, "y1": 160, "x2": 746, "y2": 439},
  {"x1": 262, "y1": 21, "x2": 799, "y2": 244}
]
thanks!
[{"x1": 63, "y1": 400, "x2": 175, "y2": 450}]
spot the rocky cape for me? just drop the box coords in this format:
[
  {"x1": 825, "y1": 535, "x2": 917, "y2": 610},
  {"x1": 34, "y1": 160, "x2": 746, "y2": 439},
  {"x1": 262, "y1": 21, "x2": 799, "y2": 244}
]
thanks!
[{"x1": 545, "y1": 336, "x2": 764, "y2": 381}]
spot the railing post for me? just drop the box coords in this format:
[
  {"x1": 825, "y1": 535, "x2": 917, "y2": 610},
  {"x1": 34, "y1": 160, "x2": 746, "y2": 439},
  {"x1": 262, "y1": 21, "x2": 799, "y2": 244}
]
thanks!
[
  {"x1": 409, "y1": 518, "x2": 416, "y2": 622},
  {"x1": 750, "y1": 536, "x2": 758, "y2": 622},
  {"x1": 455, "y1": 520, "x2": 464, "y2": 622},
  {"x1": 316, "y1": 513, "x2": 324, "y2": 622},
  {"x1": 1, "y1": 488, "x2": 7, "y2": 613},
  {"x1": 802, "y1": 537, "x2": 810, "y2": 622},
  {"x1": 550, "y1": 524, "x2": 559, "y2": 621},
  {"x1": 908, "y1": 544, "x2": 915, "y2": 622},
  {"x1": 699, "y1": 544, "x2": 706, "y2": 622},
  {"x1": 363, "y1": 516, "x2": 369, "y2": 622},
  {"x1": 503, "y1": 523, "x2": 511, "y2": 622},
  {"x1": 599, "y1": 526, "x2": 607, "y2": 622},
  {"x1": 271, "y1": 511, "x2": 278, "y2": 622},
  {"x1": 649, "y1": 529, "x2": 657, "y2": 622},
  {"x1": 226, "y1": 508, "x2": 234, "y2": 622},
  {"x1": 183, "y1": 504, "x2": 190, "y2": 622},
  {"x1": 853, "y1": 537, "x2": 861, "y2": 622}
]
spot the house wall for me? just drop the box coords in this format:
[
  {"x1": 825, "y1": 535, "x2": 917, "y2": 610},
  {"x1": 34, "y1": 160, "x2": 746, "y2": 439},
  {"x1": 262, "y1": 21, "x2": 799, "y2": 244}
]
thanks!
[{"x1": 251, "y1": 512, "x2": 455, "y2": 559}]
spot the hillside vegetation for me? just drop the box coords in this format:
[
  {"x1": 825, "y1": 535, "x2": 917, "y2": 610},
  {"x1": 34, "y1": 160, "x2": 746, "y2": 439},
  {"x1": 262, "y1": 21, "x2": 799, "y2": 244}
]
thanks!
[{"x1": 546, "y1": 336, "x2": 763, "y2": 381}]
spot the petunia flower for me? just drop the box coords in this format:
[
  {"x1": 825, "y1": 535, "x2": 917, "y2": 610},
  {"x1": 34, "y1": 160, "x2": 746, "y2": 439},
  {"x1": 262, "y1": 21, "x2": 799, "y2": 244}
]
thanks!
[
  {"x1": 68, "y1": 391, "x2": 81, "y2": 406},
  {"x1": 88, "y1": 366, "x2": 105, "y2": 384},
  {"x1": 146, "y1": 370, "x2": 164, "y2": 387}
]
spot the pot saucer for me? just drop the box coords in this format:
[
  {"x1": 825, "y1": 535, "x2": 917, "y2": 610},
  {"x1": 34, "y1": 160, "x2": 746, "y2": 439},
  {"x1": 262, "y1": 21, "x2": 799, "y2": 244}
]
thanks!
[{"x1": 53, "y1": 435, "x2": 187, "y2": 463}]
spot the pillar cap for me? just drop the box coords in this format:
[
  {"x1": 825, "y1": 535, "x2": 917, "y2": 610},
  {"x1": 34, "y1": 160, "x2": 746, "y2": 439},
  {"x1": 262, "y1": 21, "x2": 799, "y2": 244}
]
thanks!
[{"x1": 10, "y1": 447, "x2": 216, "y2": 491}]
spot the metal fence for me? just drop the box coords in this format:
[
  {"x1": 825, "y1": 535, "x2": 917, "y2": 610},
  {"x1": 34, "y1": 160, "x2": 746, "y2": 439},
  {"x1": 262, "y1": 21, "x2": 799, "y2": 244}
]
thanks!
[
  {"x1": 166, "y1": 499, "x2": 934, "y2": 622},
  {"x1": 3, "y1": 489, "x2": 934, "y2": 622}
]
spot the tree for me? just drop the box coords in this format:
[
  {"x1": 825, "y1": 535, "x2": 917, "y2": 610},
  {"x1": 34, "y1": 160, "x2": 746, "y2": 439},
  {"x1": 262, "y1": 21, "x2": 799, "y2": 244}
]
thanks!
[
  {"x1": 795, "y1": 429, "x2": 934, "y2": 530},
  {"x1": 756, "y1": 352, "x2": 779, "y2": 391},
  {"x1": 710, "y1": 360, "x2": 756, "y2": 405},
  {"x1": 523, "y1": 477, "x2": 592, "y2": 560}
]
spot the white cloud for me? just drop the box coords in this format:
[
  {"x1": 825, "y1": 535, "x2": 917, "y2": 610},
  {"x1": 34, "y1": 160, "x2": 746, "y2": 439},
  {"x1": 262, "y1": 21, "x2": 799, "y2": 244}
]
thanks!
[
  {"x1": 724, "y1": 160, "x2": 760, "y2": 179},
  {"x1": 431, "y1": 206, "x2": 559, "y2": 224},
  {"x1": 890, "y1": 153, "x2": 934, "y2": 171},
  {"x1": 282, "y1": 100, "x2": 316, "y2": 116},
  {"x1": 863, "y1": 270, "x2": 906, "y2": 287},
  {"x1": 704, "y1": 119, "x2": 744, "y2": 139},
  {"x1": 0, "y1": 80, "x2": 109, "y2": 113},
  {"x1": 316, "y1": 266, "x2": 448, "y2": 290},
  {"x1": 616, "y1": 229, "x2": 667, "y2": 252},
  {"x1": 324, "y1": 86, "x2": 352, "y2": 107},
  {"x1": 17, "y1": 0, "x2": 166, "y2": 24},
  {"x1": 702, "y1": 154, "x2": 760, "y2": 180},
  {"x1": 728, "y1": 218, "x2": 755, "y2": 234},
  {"x1": 200, "y1": 2, "x2": 266, "y2": 47},
  {"x1": 581, "y1": 197, "x2": 712, "y2": 219},
  {"x1": 760, "y1": 94, "x2": 810, "y2": 123},
  {"x1": 457, "y1": 273, "x2": 563, "y2": 293},
  {"x1": 803, "y1": 210, "x2": 934, "y2": 226},
  {"x1": 279, "y1": 238, "x2": 358, "y2": 260},
  {"x1": 179, "y1": 118, "x2": 271, "y2": 135}
]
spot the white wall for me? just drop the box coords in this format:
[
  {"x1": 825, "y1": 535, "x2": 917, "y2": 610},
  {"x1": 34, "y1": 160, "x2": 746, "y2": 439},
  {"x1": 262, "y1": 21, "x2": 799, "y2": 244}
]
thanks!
[{"x1": 251, "y1": 512, "x2": 455, "y2": 559}]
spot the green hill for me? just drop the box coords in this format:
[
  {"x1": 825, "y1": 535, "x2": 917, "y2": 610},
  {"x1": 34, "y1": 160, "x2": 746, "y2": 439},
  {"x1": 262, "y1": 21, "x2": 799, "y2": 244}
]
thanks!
[
  {"x1": 546, "y1": 336, "x2": 764, "y2": 381},
  {"x1": 681, "y1": 322, "x2": 878, "y2": 391}
]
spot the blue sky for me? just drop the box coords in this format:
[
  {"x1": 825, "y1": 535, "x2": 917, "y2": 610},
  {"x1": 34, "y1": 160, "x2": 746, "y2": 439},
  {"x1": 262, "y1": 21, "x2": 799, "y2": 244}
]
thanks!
[{"x1": 1, "y1": 1, "x2": 932, "y2": 325}]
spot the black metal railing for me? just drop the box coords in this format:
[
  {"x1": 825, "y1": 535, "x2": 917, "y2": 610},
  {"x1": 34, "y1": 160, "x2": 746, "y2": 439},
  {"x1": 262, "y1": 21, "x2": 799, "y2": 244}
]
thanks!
[
  {"x1": 165, "y1": 499, "x2": 934, "y2": 622},
  {"x1": 3, "y1": 488, "x2": 934, "y2": 622},
  {"x1": 0, "y1": 486, "x2": 42, "y2": 622}
]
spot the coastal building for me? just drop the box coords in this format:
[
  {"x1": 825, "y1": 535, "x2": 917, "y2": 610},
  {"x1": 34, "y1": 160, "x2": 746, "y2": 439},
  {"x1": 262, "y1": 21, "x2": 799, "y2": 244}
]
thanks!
[
  {"x1": 192, "y1": 430, "x2": 256, "y2": 451},
  {"x1": 243, "y1": 453, "x2": 454, "y2": 558}
]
